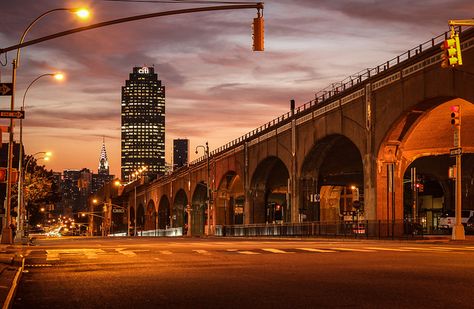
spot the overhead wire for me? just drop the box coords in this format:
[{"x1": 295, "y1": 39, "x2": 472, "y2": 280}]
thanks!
[{"x1": 103, "y1": 0, "x2": 257, "y2": 4}]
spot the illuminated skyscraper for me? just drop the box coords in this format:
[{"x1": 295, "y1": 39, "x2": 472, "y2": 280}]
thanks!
[{"x1": 121, "y1": 66, "x2": 165, "y2": 181}]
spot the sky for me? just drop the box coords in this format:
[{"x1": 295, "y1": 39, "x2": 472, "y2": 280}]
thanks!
[{"x1": 0, "y1": 0, "x2": 473, "y2": 177}]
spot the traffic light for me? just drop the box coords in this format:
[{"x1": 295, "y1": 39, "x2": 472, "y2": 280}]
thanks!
[
  {"x1": 450, "y1": 105, "x2": 460, "y2": 126},
  {"x1": 441, "y1": 33, "x2": 462, "y2": 68},
  {"x1": 252, "y1": 13, "x2": 264, "y2": 51},
  {"x1": 0, "y1": 168, "x2": 6, "y2": 182}
]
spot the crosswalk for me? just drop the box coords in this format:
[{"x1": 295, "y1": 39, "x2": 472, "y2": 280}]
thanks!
[{"x1": 22, "y1": 245, "x2": 474, "y2": 265}]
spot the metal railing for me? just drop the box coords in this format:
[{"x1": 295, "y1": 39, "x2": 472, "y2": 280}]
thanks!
[
  {"x1": 219, "y1": 220, "x2": 430, "y2": 240},
  {"x1": 189, "y1": 26, "x2": 471, "y2": 167}
]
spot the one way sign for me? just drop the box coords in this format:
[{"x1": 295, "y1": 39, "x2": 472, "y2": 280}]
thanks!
[
  {"x1": 0, "y1": 83, "x2": 13, "y2": 96},
  {"x1": 0, "y1": 110, "x2": 24, "y2": 119}
]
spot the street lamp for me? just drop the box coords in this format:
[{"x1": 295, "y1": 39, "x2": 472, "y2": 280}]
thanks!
[
  {"x1": 2, "y1": 7, "x2": 90, "y2": 244},
  {"x1": 17, "y1": 73, "x2": 63, "y2": 242},
  {"x1": 129, "y1": 167, "x2": 147, "y2": 236},
  {"x1": 195, "y1": 142, "x2": 210, "y2": 236}
]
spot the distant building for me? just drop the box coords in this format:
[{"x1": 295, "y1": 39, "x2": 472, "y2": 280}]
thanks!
[
  {"x1": 61, "y1": 168, "x2": 92, "y2": 214},
  {"x1": 92, "y1": 139, "x2": 114, "y2": 194},
  {"x1": 121, "y1": 66, "x2": 165, "y2": 181},
  {"x1": 173, "y1": 139, "x2": 189, "y2": 170}
]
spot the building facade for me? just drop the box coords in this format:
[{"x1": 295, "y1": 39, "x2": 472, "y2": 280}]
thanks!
[
  {"x1": 173, "y1": 138, "x2": 189, "y2": 170},
  {"x1": 121, "y1": 66, "x2": 165, "y2": 181}
]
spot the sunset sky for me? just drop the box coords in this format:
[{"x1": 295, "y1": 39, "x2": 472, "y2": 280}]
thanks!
[{"x1": 0, "y1": 0, "x2": 472, "y2": 177}]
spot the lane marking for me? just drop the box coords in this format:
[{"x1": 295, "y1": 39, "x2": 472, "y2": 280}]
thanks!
[
  {"x1": 238, "y1": 251, "x2": 260, "y2": 255},
  {"x1": 159, "y1": 250, "x2": 173, "y2": 255},
  {"x1": 46, "y1": 249, "x2": 105, "y2": 261},
  {"x1": 429, "y1": 246, "x2": 474, "y2": 251},
  {"x1": 330, "y1": 248, "x2": 376, "y2": 252},
  {"x1": 296, "y1": 248, "x2": 336, "y2": 253},
  {"x1": 115, "y1": 248, "x2": 136, "y2": 256},
  {"x1": 262, "y1": 248, "x2": 294, "y2": 254},
  {"x1": 226, "y1": 249, "x2": 239, "y2": 252},
  {"x1": 364, "y1": 247, "x2": 411, "y2": 252},
  {"x1": 193, "y1": 250, "x2": 210, "y2": 255}
]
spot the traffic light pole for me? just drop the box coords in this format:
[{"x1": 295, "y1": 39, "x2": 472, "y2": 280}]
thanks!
[{"x1": 452, "y1": 106, "x2": 465, "y2": 240}]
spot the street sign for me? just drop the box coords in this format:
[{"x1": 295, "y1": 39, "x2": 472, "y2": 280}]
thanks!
[
  {"x1": 0, "y1": 83, "x2": 12, "y2": 96},
  {"x1": 450, "y1": 147, "x2": 462, "y2": 157},
  {"x1": 112, "y1": 208, "x2": 125, "y2": 213},
  {"x1": 0, "y1": 110, "x2": 24, "y2": 119}
]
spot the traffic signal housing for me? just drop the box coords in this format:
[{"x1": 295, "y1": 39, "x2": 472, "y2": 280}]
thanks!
[
  {"x1": 450, "y1": 105, "x2": 460, "y2": 126},
  {"x1": 252, "y1": 14, "x2": 264, "y2": 51},
  {"x1": 441, "y1": 33, "x2": 462, "y2": 68}
]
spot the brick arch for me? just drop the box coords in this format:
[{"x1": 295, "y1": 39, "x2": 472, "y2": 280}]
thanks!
[
  {"x1": 216, "y1": 171, "x2": 245, "y2": 225},
  {"x1": 158, "y1": 195, "x2": 171, "y2": 229},
  {"x1": 376, "y1": 98, "x2": 474, "y2": 227},
  {"x1": 144, "y1": 199, "x2": 156, "y2": 231},
  {"x1": 250, "y1": 156, "x2": 290, "y2": 224}
]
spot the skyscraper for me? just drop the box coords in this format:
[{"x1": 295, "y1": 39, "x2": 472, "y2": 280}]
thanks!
[
  {"x1": 92, "y1": 139, "x2": 114, "y2": 194},
  {"x1": 121, "y1": 66, "x2": 165, "y2": 181},
  {"x1": 173, "y1": 138, "x2": 189, "y2": 170}
]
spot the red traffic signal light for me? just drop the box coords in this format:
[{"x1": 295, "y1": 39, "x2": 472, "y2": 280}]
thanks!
[{"x1": 450, "y1": 105, "x2": 460, "y2": 126}]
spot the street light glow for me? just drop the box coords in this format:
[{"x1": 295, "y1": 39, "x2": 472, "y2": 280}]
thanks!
[
  {"x1": 73, "y1": 8, "x2": 91, "y2": 19},
  {"x1": 53, "y1": 73, "x2": 64, "y2": 80}
]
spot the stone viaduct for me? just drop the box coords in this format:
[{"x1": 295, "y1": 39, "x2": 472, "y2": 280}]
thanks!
[{"x1": 119, "y1": 28, "x2": 474, "y2": 236}]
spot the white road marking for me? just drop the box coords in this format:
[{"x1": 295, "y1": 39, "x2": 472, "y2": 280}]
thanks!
[
  {"x1": 330, "y1": 248, "x2": 376, "y2": 252},
  {"x1": 364, "y1": 247, "x2": 411, "y2": 252},
  {"x1": 262, "y1": 248, "x2": 294, "y2": 254},
  {"x1": 297, "y1": 248, "x2": 336, "y2": 253},
  {"x1": 226, "y1": 249, "x2": 239, "y2": 252},
  {"x1": 115, "y1": 248, "x2": 136, "y2": 256},
  {"x1": 193, "y1": 250, "x2": 210, "y2": 255},
  {"x1": 46, "y1": 249, "x2": 105, "y2": 261},
  {"x1": 159, "y1": 250, "x2": 173, "y2": 255},
  {"x1": 401, "y1": 247, "x2": 463, "y2": 254},
  {"x1": 238, "y1": 251, "x2": 260, "y2": 255},
  {"x1": 429, "y1": 246, "x2": 474, "y2": 251}
]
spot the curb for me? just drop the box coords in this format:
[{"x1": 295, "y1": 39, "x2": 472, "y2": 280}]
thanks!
[{"x1": 2, "y1": 255, "x2": 24, "y2": 309}]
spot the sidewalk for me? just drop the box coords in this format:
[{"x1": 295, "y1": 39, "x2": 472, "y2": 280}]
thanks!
[{"x1": 0, "y1": 245, "x2": 25, "y2": 309}]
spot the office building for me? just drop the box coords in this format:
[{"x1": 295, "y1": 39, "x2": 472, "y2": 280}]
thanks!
[{"x1": 121, "y1": 66, "x2": 165, "y2": 181}]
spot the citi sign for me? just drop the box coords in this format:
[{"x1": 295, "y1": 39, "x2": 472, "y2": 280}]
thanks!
[{"x1": 138, "y1": 67, "x2": 149, "y2": 74}]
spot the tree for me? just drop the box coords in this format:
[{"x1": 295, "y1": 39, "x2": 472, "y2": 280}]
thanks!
[{"x1": 13, "y1": 155, "x2": 61, "y2": 226}]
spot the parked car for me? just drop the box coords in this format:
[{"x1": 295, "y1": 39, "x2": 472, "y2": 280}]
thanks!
[
  {"x1": 465, "y1": 216, "x2": 474, "y2": 235},
  {"x1": 439, "y1": 210, "x2": 474, "y2": 230}
]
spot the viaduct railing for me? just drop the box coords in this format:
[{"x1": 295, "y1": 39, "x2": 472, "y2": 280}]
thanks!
[
  {"x1": 218, "y1": 220, "x2": 436, "y2": 240},
  {"x1": 189, "y1": 26, "x2": 471, "y2": 167}
]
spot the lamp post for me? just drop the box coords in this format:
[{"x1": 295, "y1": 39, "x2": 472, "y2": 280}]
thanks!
[
  {"x1": 131, "y1": 167, "x2": 147, "y2": 236},
  {"x1": 1, "y1": 7, "x2": 90, "y2": 244},
  {"x1": 17, "y1": 74, "x2": 62, "y2": 242},
  {"x1": 195, "y1": 142, "x2": 210, "y2": 235},
  {"x1": 19, "y1": 152, "x2": 51, "y2": 241}
]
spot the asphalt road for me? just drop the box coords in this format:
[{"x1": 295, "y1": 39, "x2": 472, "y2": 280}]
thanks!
[{"x1": 12, "y1": 237, "x2": 474, "y2": 308}]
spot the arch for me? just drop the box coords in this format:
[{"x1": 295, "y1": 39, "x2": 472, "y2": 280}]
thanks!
[
  {"x1": 158, "y1": 195, "x2": 171, "y2": 229},
  {"x1": 173, "y1": 188, "x2": 188, "y2": 230},
  {"x1": 191, "y1": 182, "x2": 207, "y2": 235},
  {"x1": 216, "y1": 171, "x2": 245, "y2": 225},
  {"x1": 250, "y1": 156, "x2": 290, "y2": 224},
  {"x1": 300, "y1": 134, "x2": 364, "y2": 223},
  {"x1": 377, "y1": 98, "x2": 474, "y2": 234},
  {"x1": 144, "y1": 200, "x2": 156, "y2": 231},
  {"x1": 136, "y1": 203, "x2": 145, "y2": 234}
]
